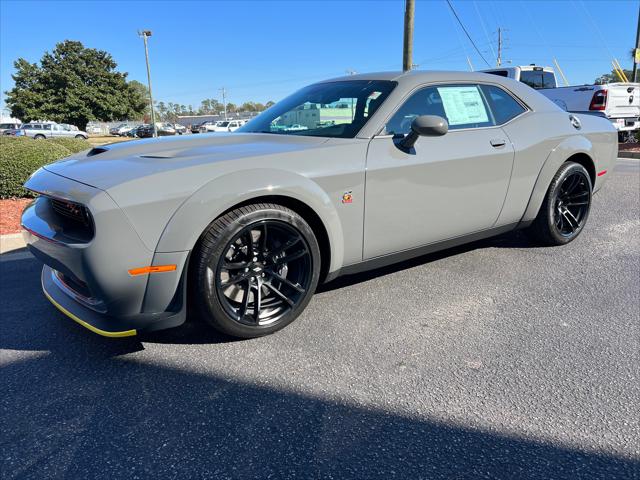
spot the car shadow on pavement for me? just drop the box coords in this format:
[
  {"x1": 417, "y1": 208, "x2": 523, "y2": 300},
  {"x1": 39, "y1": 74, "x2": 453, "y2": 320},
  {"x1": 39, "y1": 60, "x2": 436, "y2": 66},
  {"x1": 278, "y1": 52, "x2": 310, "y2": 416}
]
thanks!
[
  {"x1": 2, "y1": 253, "x2": 638, "y2": 478},
  {"x1": 1, "y1": 352, "x2": 637, "y2": 479},
  {"x1": 319, "y1": 229, "x2": 539, "y2": 293}
]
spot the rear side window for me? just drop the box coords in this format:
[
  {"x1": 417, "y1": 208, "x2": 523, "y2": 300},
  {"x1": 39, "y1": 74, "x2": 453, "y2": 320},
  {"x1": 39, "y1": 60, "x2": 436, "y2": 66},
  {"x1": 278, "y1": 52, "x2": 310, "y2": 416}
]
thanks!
[
  {"x1": 519, "y1": 70, "x2": 555, "y2": 89},
  {"x1": 480, "y1": 85, "x2": 526, "y2": 125},
  {"x1": 386, "y1": 84, "x2": 494, "y2": 134}
]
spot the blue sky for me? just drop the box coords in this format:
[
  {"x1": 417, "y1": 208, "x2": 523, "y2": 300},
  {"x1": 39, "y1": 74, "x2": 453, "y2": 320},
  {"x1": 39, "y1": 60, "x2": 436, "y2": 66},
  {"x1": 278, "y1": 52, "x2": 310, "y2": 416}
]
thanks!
[{"x1": 1, "y1": 0, "x2": 637, "y2": 112}]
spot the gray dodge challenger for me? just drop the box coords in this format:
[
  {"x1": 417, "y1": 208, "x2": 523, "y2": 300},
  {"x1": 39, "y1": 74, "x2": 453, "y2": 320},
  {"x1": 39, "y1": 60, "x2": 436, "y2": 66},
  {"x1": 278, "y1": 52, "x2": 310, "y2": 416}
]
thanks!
[{"x1": 21, "y1": 71, "x2": 617, "y2": 338}]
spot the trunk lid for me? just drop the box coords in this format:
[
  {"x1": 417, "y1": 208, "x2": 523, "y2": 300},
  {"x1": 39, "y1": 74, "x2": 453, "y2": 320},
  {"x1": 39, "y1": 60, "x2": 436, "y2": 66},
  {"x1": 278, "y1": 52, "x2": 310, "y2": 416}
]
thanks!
[{"x1": 606, "y1": 83, "x2": 640, "y2": 118}]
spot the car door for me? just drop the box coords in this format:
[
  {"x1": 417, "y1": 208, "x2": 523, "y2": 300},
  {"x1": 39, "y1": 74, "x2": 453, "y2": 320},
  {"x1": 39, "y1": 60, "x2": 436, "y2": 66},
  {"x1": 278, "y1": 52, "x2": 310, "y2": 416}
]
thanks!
[{"x1": 363, "y1": 83, "x2": 516, "y2": 259}]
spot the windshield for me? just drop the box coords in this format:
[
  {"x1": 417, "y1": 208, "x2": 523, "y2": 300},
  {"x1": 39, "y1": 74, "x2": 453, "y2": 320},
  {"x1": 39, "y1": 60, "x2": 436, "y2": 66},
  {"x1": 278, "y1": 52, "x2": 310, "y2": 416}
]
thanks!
[{"x1": 238, "y1": 80, "x2": 396, "y2": 138}]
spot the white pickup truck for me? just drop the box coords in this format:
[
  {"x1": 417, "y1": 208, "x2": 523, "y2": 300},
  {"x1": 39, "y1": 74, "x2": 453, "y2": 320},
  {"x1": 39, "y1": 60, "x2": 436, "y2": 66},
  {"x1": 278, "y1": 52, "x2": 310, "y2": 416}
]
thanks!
[{"x1": 483, "y1": 65, "x2": 639, "y2": 141}]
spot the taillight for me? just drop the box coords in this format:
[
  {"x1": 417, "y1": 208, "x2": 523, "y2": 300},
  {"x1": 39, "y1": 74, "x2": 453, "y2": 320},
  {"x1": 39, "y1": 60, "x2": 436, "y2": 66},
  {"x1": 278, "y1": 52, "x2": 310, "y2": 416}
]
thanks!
[{"x1": 589, "y1": 89, "x2": 607, "y2": 111}]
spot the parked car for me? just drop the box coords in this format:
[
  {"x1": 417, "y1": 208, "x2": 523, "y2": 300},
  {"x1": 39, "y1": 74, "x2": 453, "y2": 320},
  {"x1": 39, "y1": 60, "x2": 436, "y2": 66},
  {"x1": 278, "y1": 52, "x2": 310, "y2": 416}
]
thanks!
[
  {"x1": 0, "y1": 122, "x2": 21, "y2": 133},
  {"x1": 86, "y1": 125, "x2": 103, "y2": 135},
  {"x1": 22, "y1": 71, "x2": 617, "y2": 340},
  {"x1": 227, "y1": 119, "x2": 248, "y2": 131},
  {"x1": 191, "y1": 122, "x2": 205, "y2": 134},
  {"x1": 158, "y1": 123, "x2": 176, "y2": 136},
  {"x1": 135, "y1": 124, "x2": 154, "y2": 138},
  {"x1": 199, "y1": 120, "x2": 231, "y2": 133},
  {"x1": 14, "y1": 122, "x2": 88, "y2": 139},
  {"x1": 110, "y1": 124, "x2": 135, "y2": 136},
  {"x1": 173, "y1": 124, "x2": 187, "y2": 135},
  {"x1": 483, "y1": 65, "x2": 640, "y2": 142}
]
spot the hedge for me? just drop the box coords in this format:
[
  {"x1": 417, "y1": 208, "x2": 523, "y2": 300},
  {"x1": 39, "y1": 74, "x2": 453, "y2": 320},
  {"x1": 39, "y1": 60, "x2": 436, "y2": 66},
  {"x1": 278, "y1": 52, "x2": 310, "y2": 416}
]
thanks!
[
  {"x1": 48, "y1": 137, "x2": 91, "y2": 154},
  {"x1": 0, "y1": 137, "x2": 76, "y2": 198}
]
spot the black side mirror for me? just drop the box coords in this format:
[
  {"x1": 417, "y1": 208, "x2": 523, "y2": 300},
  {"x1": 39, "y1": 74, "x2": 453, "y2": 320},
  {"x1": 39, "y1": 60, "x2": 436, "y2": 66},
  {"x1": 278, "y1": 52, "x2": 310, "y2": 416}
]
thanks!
[{"x1": 400, "y1": 115, "x2": 448, "y2": 150}]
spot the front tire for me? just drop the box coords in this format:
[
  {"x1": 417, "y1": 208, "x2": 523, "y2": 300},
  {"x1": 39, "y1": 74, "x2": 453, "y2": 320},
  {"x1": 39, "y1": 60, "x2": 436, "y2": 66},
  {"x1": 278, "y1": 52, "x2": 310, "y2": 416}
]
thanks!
[
  {"x1": 75, "y1": 134, "x2": 85, "y2": 139},
  {"x1": 527, "y1": 161, "x2": 592, "y2": 246},
  {"x1": 192, "y1": 203, "x2": 321, "y2": 338}
]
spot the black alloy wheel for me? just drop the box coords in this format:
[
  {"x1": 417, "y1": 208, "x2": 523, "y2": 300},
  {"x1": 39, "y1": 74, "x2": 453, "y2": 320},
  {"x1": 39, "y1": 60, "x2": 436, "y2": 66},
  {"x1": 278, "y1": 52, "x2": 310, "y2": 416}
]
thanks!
[
  {"x1": 528, "y1": 161, "x2": 593, "y2": 246},
  {"x1": 215, "y1": 221, "x2": 313, "y2": 326},
  {"x1": 552, "y1": 170, "x2": 591, "y2": 237},
  {"x1": 193, "y1": 203, "x2": 321, "y2": 338}
]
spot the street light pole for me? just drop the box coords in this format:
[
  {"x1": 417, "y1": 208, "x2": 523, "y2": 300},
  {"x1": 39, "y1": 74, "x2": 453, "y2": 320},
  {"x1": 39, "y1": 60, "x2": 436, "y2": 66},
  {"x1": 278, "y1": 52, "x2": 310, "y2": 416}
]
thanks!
[
  {"x1": 402, "y1": 0, "x2": 415, "y2": 72},
  {"x1": 139, "y1": 30, "x2": 157, "y2": 137},
  {"x1": 219, "y1": 87, "x2": 227, "y2": 120}
]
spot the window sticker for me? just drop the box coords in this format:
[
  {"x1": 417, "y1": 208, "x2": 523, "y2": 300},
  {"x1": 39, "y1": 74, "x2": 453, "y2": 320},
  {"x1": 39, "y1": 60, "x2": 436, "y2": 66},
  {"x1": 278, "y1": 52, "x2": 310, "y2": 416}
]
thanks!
[{"x1": 437, "y1": 86, "x2": 489, "y2": 125}]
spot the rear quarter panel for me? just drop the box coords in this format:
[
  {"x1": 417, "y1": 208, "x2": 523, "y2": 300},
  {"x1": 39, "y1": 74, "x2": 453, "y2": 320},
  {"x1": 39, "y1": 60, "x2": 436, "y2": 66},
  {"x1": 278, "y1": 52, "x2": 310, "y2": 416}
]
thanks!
[{"x1": 498, "y1": 110, "x2": 616, "y2": 225}]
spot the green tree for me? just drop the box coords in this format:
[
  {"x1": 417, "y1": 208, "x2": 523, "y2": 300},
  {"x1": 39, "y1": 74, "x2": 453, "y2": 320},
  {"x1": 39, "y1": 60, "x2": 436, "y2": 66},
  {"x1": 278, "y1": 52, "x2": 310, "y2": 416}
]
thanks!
[
  {"x1": 156, "y1": 101, "x2": 167, "y2": 121},
  {"x1": 128, "y1": 80, "x2": 150, "y2": 120},
  {"x1": 595, "y1": 68, "x2": 633, "y2": 84},
  {"x1": 5, "y1": 40, "x2": 146, "y2": 129},
  {"x1": 240, "y1": 101, "x2": 256, "y2": 112},
  {"x1": 265, "y1": 101, "x2": 275, "y2": 109}
]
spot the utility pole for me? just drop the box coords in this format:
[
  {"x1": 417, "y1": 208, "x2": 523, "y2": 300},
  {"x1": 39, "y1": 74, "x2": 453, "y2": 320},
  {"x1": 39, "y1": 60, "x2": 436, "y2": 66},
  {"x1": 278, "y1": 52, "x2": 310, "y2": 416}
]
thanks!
[
  {"x1": 402, "y1": 0, "x2": 415, "y2": 72},
  {"x1": 633, "y1": 5, "x2": 640, "y2": 82},
  {"x1": 496, "y1": 27, "x2": 502, "y2": 67},
  {"x1": 138, "y1": 30, "x2": 157, "y2": 137},
  {"x1": 219, "y1": 87, "x2": 227, "y2": 120}
]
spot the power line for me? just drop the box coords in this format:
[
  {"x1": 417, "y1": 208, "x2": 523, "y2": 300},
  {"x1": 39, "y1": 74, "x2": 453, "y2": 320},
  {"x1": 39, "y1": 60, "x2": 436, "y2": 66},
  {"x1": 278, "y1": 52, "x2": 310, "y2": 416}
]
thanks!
[
  {"x1": 445, "y1": 0, "x2": 491, "y2": 67},
  {"x1": 473, "y1": 1, "x2": 496, "y2": 62}
]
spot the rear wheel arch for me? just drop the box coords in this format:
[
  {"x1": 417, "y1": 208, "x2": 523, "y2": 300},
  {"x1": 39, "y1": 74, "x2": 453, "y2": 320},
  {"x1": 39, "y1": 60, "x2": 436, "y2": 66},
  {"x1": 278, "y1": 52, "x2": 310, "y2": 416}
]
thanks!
[
  {"x1": 521, "y1": 137, "x2": 596, "y2": 223},
  {"x1": 565, "y1": 152, "x2": 596, "y2": 186}
]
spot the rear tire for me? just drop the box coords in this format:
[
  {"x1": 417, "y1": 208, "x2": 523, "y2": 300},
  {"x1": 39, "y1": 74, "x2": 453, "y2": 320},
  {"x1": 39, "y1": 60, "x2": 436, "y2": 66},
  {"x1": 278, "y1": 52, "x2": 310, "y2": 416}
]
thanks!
[
  {"x1": 75, "y1": 134, "x2": 85, "y2": 139},
  {"x1": 192, "y1": 203, "x2": 321, "y2": 338},
  {"x1": 527, "y1": 161, "x2": 592, "y2": 246}
]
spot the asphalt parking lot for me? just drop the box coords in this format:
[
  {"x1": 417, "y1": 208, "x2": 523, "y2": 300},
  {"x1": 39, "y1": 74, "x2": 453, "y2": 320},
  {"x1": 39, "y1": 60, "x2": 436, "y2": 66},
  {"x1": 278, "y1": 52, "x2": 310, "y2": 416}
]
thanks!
[{"x1": 1, "y1": 158, "x2": 638, "y2": 479}]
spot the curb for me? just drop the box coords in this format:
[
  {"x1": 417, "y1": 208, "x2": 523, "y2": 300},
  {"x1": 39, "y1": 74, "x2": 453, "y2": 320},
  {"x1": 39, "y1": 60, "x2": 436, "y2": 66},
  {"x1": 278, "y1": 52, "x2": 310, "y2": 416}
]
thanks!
[
  {"x1": 0, "y1": 232, "x2": 26, "y2": 254},
  {"x1": 618, "y1": 151, "x2": 640, "y2": 159}
]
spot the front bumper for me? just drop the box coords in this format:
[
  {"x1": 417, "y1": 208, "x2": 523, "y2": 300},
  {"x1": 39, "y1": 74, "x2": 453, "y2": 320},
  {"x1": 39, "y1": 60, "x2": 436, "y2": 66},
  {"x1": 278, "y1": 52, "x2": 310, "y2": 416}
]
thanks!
[
  {"x1": 22, "y1": 168, "x2": 189, "y2": 337},
  {"x1": 41, "y1": 265, "x2": 186, "y2": 337}
]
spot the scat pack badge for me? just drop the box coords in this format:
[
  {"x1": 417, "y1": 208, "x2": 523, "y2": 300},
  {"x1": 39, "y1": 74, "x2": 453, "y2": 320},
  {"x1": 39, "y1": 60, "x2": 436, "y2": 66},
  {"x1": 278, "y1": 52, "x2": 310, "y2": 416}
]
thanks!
[{"x1": 342, "y1": 191, "x2": 353, "y2": 204}]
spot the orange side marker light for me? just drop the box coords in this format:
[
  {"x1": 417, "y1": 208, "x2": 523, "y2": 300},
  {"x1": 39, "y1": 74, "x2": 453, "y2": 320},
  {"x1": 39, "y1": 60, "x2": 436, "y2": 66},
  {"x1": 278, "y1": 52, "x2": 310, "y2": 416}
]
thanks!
[{"x1": 128, "y1": 265, "x2": 177, "y2": 276}]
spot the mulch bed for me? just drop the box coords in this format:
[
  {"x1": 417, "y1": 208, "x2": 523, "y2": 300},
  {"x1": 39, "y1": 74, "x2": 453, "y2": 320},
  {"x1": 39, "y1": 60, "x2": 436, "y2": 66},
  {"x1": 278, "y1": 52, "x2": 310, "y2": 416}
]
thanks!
[
  {"x1": 618, "y1": 143, "x2": 640, "y2": 153},
  {"x1": 0, "y1": 198, "x2": 31, "y2": 235}
]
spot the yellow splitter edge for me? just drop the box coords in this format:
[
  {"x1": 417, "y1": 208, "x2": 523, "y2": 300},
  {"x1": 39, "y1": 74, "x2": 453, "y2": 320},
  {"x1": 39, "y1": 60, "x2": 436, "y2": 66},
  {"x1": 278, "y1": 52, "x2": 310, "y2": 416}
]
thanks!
[{"x1": 42, "y1": 277, "x2": 137, "y2": 338}]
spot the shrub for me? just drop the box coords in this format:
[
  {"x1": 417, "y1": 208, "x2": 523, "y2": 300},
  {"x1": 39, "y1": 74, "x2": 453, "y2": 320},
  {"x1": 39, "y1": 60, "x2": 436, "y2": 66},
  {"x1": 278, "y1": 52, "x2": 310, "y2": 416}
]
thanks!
[
  {"x1": 48, "y1": 137, "x2": 91, "y2": 154},
  {"x1": 0, "y1": 137, "x2": 73, "y2": 198}
]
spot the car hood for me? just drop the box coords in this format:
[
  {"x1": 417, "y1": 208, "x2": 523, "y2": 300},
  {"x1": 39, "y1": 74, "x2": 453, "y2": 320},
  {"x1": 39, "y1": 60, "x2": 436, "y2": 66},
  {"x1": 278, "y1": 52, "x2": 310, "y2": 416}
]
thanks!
[{"x1": 43, "y1": 133, "x2": 329, "y2": 191}]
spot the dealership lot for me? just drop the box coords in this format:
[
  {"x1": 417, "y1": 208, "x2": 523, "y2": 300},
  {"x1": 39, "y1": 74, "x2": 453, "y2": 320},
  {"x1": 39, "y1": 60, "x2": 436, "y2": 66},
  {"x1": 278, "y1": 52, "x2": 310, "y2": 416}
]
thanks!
[{"x1": 1, "y1": 158, "x2": 638, "y2": 479}]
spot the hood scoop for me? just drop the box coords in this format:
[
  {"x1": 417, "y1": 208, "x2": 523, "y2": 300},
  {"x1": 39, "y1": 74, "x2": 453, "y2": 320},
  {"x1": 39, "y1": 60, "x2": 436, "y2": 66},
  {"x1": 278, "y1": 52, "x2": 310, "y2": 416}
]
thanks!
[{"x1": 87, "y1": 147, "x2": 108, "y2": 157}]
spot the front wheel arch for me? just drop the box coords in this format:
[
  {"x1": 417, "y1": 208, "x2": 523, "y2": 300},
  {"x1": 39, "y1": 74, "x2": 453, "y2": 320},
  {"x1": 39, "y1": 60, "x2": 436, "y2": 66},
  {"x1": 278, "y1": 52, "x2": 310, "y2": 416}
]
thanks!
[{"x1": 191, "y1": 195, "x2": 331, "y2": 284}]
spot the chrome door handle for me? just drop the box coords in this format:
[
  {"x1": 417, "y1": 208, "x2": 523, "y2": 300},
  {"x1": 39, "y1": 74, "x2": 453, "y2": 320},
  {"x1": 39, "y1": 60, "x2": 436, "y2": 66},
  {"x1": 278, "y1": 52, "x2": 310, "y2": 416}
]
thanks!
[{"x1": 490, "y1": 139, "x2": 506, "y2": 148}]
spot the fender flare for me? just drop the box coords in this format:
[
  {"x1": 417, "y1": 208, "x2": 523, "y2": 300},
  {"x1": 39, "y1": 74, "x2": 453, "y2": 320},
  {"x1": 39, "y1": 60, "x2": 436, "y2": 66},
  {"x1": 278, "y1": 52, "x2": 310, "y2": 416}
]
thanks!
[
  {"x1": 155, "y1": 168, "x2": 345, "y2": 274},
  {"x1": 521, "y1": 135, "x2": 595, "y2": 222}
]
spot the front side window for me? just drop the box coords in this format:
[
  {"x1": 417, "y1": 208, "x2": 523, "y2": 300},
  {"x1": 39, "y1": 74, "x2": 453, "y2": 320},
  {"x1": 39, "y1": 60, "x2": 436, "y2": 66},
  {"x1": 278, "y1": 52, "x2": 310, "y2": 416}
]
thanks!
[
  {"x1": 239, "y1": 80, "x2": 396, "y2": 138},
  {"x1": 386, "y1": 84, "x2": 494, "y2": 135},
  {"x1": 480, "y1": 85, "x2": 526, "y2": 124}
]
